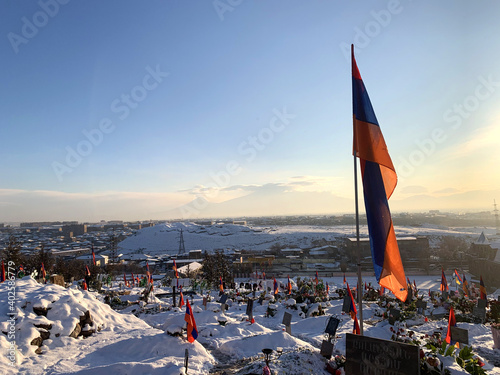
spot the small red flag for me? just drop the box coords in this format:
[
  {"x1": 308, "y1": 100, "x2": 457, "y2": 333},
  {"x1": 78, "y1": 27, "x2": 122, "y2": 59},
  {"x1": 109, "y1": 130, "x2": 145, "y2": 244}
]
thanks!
[
  {"x1": 346, "y1": 282, "x2": 357, "y2": 320},
  {"x1": 184, "y1": 300, "x2": 198, "y2": 343},
  {"x1": 179, "y1": 291, "x2": 185, "y2": 307},
  {"x1": 480, "y1": 276, "x2": 487, "y2": 300},
  {"x1": 219, "y1": 276, "x2": 224, "y2": 292},
  {"x1": 91, "y1": 245, "x2": 96, "y2": 266},
  {"x1": 445, "y1": 306, "x2": 457, "y2": 345},
  {"x1": 353, "y1": 314, "x2": 361, "y2": 335}
]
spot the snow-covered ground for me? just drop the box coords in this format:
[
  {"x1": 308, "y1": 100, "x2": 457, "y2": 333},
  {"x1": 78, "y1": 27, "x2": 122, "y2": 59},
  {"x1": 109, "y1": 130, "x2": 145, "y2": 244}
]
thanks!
[
  {"x1": 118, "y1": 221, "x2": 500, "y2": 255},
  {"x1": 3, "y1": 275, "x2": 500, "y2": 374}
]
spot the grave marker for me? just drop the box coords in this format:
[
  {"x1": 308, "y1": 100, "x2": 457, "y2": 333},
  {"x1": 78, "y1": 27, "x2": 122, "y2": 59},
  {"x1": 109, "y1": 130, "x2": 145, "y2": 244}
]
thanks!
[
  {"x1": 282, "y1": 312, "x2": 292, "y2": 334},
  {"x1": 450, "y1": 327, "x2": 469, "y2": 345},
  {"x1": 345, "y1": 334, "x2": 419, "y2": 375},
  {"x1": 342, "y1": 295, "x2": 351, "y2": 314},
  {"x1": 388, "y1": 308, "x2": 401, "y2": 325},
  {"x1": 246, "y1": 298, "x2": 254, "y2": 321},
  {"x1": 320, "y1": 340, "x2": 334, "y2": 359},
  {"x1": 325, "y1": 317, "x2": 340, "y2": 337}
]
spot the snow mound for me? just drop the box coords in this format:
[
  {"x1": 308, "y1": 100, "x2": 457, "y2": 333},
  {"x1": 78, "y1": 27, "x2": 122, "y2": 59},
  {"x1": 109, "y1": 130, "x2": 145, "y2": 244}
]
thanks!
[{"x1": 0, "y1": 277, "x2": 214, "y2": 374}]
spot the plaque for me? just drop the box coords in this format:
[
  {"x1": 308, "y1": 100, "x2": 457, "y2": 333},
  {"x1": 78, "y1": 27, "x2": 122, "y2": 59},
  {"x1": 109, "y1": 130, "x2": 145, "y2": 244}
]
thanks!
[
  {"x1": 342, "y1": 295, "x2": 351, "y2": 314},
  {"x1": 246, "y1": 299, "x2": 254, "y2": 316},
  {"x1": 416, "y1": 300, "x2": 427, "y2": 310},
  {"x1": 219, "y1": 294, "x2": 228, "y2": 305},
  {"x1": 325, "y1": 317, "x2": 340, "y2": 336},
  {"x1": 388, "y1": 308, "x2": 401, "y2": 325},
  {"x1": 282, "y1": 312, "x2": 292, "y2": 327},
  {"x1": 473, "y1": 306, "x2": 486, "y2": 321},
  {"x1": 450, "y1": 327, "x2": 469, "y2": 345},
  {"x1": 320, "y1": 340, "x2": 334, "y2": 358},
  {"x1": 345, "y1": 334, "x2": 419, "y2": 375}
]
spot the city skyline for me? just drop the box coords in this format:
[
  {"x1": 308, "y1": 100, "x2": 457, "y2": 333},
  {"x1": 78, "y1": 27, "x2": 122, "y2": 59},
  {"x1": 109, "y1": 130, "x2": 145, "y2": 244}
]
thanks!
[{"x1": 2, "y1": 1, "x2": 500, "y2": 222}]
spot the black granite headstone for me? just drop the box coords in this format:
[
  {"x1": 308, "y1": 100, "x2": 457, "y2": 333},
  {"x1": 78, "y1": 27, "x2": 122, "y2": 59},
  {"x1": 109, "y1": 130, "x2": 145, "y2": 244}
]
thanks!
[{"x1": 345, "y1": 334, "x2": 419, "y2": 375}]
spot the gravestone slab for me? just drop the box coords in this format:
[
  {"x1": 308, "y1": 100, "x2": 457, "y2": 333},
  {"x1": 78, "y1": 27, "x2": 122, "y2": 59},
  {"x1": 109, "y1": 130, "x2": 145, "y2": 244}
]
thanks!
[
  {"x1": 345, "y1": 334, "x2": 419, "y2": 375},
  {"x1": 325, "y1": 317, "x2": 340, "y2": 336},
  {"x1": 450, "y1": 327, "x2": 469, "y2": 345}
]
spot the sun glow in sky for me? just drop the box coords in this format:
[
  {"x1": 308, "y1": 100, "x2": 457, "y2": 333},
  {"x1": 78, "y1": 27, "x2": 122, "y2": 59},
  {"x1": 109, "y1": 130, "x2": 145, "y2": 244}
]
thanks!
[{"x1": 1, "y1": 0, "x2": 500, "y2": 222}]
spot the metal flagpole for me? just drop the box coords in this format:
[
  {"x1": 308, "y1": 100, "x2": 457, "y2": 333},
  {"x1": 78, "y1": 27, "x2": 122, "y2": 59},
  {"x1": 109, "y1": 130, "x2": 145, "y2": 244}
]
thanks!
[{"x1": 353, "y1": 154, "x2": 364, "y2": 335}]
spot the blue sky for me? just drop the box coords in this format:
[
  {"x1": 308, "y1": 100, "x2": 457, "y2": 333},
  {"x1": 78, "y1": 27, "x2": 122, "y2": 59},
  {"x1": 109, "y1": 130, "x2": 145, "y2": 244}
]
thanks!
[{"x1": 1, "y1": 0, "x2": 500, "y2": 222}]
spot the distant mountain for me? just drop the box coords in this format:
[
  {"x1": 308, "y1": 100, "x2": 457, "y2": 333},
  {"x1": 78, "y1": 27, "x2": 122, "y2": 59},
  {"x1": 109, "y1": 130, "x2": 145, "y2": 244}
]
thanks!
[{"x1": 166, "y1": 190, "x2": 354, "y2": 219}]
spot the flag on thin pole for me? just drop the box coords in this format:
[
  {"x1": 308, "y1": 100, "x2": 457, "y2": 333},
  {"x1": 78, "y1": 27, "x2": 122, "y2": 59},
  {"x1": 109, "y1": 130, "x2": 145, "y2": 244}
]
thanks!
[
  {"x1": 445, "y1": 306, "x2": 457, "y2": 346},
  {"x1": 287, "y1": 275, "x2": 292, "y2": 295},
  {"x1": 343, "y1": 273, "x2": 346, "y2": 284},
  {"x1": 351, "y1": 45, "x2": 407, "y2": 302},
  {"x1": 91, "y1": 244, "x2": 96, "y2": 266},
  {"x1": 0, "y1": 260, "x2": 5, "y2": 283},
  {"x1": 326, "y1": 282, "x2": 330, "y2": 294},
  {"x1": 173, "y1": 259, "x2": 178, "y2": 279},
  {"x1": 219, "y1": 276, "x2": 224, "y2": 292},
  {"x1": 82, "y1": 279, "x2": 88, "y2": 290},
  {"x1": 123, "y1": 273, "x2": 127, "y2": 286},
  {"x1": 273, "y1": 278, "x2": 278, "y2": 295},
  {"x1": 480, "y1": 276, "x2": 487, "y2": 299},
  {"x1": 454, "y1": 270, "x2": 462, "y2": 285},
  {"x1": 41, "y1": 262, "x2": 46, "y2": 281},
  {"x1": 179, "y1": 290, "x2": 185, "y2": 308},
  {"x1": 85, "y1": 265, "x2": 91, "y2": 277},
  {"x1": 379, "y1": 286, "x2": 385, "y2": 296},
  {"x1": 353, "y1": 314, "x2": 361, "y2": 335},
  {"x1": 346, "y1": 282, "x2": 357, "y2": 320},
  {"x1": 184, "y1": 300, "x2": 198, "y2": 343},
  {"x1": 315, "y1": 271, "x2": 319, "y2": 285},
  {"x1": 131, "y1": 272, "x2": 135, "y2": 286},
  {"x1": 462, "y1": 274, "x2": 469, "y2": 296},
  {"x1": 440, "y1": 268, "x2": 449, "y2": 292}
]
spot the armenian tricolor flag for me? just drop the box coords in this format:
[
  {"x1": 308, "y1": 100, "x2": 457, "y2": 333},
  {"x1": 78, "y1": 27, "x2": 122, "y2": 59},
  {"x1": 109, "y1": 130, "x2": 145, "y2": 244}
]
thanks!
[
  {"x1": 287, "y1": 276, "x2": 292, "y2": 295},
  {"x1": 315, "y1": 271, "x2": 319, "y2": 285},
  {"x1": 326, "y1": 282, "x2": 330, "y2": 294},
  {"x1": 91, "y1": 245, "x2": 96, "y2": 266},
  {"x1": 445, "y1": 306, "x2": 457, "y2": 346},
  {"x1": 454, "y1": 270, "x2": 463, "y2": 285},
  {"x1": 351, "y1": 45, "x2": 407, "y2": 302},
  {"x1": 353, "y1": 314, "x2": 361, "y2": 335},
  {"x1": 462, "y1": 274, "x2": 469, "y2": 296},
  {"x1": 219, "y1": 276, "x2": 224, "y2": 292},
  {"x1": 343, "y1": 273, "x2": 346, "y2": 284},
  {"x1": 480, "y1": 276, "x2": 487, "y2": 300},
  {"x1": 346, "y1": 282, "x2": 357, "y2": 320},
  {"x1": 184, "y1": 300, "x2": 198, "y2": 343},
  {"x1": 173, "y1": 259, "x2": 178, "y2": 279},
  {"x1": 85, "y1": 265, "x2": 91, "y2": 277},
  {"x1": 179, "y1": 290, "x2": 185, "y2": 308},
  {"x1": 273, "y1": 278, "x2": 278, "y2": 295},
  {"x1": 440, "y1": 268, "x2": 449, "y2": 292},
  {"x1": 0, "y1": 260, "x2": 5, "y2": 283},
  {"x1": 41, "y1": 262, "x2": 46, "y2": 280}
]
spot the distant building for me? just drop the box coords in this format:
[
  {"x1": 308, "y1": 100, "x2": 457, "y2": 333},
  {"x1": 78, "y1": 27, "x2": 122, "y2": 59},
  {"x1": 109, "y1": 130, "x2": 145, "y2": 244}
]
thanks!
[
  {"x1": 76, "y1": 254, "x2": 109, "y2": 267},
  {"x1": 344, "y1": 236, "x2": 430, "y2": 270},
  {"x1": 469, "y1": 231, "x2": 496, "y2": 260},
  {"x1": 232, "y1": 221, "x2": 247, "y2": 226},
  {"x1": 62, "y1": 224, "x2": 87, "y2": 238}
]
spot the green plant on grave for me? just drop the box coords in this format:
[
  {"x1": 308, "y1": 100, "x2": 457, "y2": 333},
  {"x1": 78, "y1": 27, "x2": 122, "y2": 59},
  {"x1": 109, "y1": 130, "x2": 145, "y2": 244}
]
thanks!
[{"x1": 455, "y1": 346, "x2": 487, "y2": 375}]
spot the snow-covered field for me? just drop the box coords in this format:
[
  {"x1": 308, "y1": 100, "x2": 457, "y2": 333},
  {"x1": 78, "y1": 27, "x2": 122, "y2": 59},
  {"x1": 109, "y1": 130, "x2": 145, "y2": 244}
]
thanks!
[
  {"x1": 3, "y1": 275, "x2": 500, "y2": 374},
  {"x1": 118, "y1": 222, "x2": 500, "y2": 255}
]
